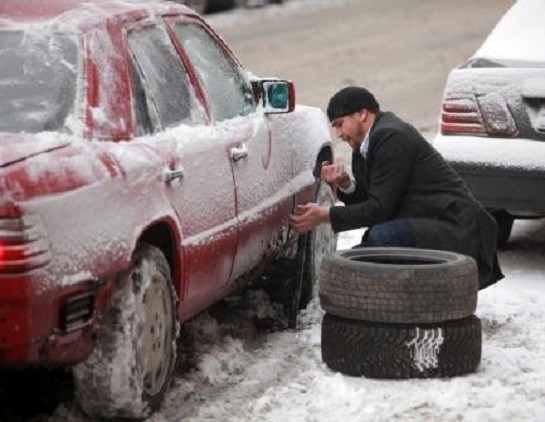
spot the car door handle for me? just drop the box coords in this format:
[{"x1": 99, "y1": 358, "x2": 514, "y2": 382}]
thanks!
[
  {"x1": 230, "y1": 146, "x2": 248, "y2": 162},
  {"x1": 164, "y1": 167, "x2": 184, "y2": 183}
]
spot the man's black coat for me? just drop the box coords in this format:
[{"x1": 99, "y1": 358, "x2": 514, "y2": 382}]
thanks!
[{"x1": 329, "y1": 111, "x2": 503, "y2": 288}]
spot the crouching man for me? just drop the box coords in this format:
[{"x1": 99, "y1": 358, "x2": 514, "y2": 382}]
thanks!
[{"x1": 290, "y1": 86, "x2": 503, "y2": 289}]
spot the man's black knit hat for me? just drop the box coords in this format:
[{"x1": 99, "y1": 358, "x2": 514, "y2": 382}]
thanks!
[{"x1": 327, "y1": 86, "x2": 379, "y2": 121}]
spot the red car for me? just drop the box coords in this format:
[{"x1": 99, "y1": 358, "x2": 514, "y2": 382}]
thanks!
[{"x1": 0, "y1": 0, "x2": 335, "y2": 418}]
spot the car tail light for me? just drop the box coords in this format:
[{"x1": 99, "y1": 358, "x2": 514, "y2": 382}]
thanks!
[
  {"x1": 441, "y1": 94, "x2": 487, "y2": 135},
  {"x1": 0, "y1": 208, "x2": 52, "y2": 274},
  {"x1": 441, "y1": 92, "x2": 517, "y2": 136}
]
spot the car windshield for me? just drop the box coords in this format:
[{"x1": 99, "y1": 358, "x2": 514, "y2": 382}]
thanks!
[{"x1": 0, "y1": 30, "x2": 79, "y2": 134}]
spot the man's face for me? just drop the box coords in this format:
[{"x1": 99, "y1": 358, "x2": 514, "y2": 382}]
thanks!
[{"x1": 331, "y1": 110, "x2": 366, "y2": 150}]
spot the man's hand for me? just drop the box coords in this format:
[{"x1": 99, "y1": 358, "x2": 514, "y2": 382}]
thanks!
[
  {"x1": 289, "y1": 203, "x2": 330, "y2": 233},
  {"x1": 321, "y1": 161, "x2": 351, "y2": 189}
]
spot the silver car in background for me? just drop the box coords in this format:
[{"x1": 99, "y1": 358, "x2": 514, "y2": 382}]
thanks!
[{"x1": 434, "y1": 0, "x2": 545, "y2": 247}]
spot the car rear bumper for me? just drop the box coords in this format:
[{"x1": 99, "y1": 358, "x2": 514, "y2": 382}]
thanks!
[
  {"x1": 0, "y1": 275, "x2": 115, "y2": 367},
  {"x1": 434, "y1": 135, "x2": 545, "y2": 215}
]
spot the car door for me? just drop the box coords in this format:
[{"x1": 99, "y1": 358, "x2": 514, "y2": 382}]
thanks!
[
  {"x1": 169, "y1": 19, "x2": 294, "y2": 282},
  {"x1": 125, "y1": 22, "x2": 239, "y2": 317}
]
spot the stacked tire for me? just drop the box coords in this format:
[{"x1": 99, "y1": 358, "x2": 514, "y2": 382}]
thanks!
[{"x1": 319, "y1": 248, "x2": 482, "y2": 379}]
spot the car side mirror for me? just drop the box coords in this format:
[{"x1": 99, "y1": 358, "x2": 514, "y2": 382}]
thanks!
[{"x1": 251, "y1": 79, "x2": 295, "y2": 114}]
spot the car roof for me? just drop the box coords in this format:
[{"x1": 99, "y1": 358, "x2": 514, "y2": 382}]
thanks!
[{"x1": 0, "y1": 0, "x2": 191, "y2": 27}]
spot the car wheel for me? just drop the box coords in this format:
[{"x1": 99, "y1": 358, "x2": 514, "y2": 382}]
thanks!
[
  {"x1": 73, "y1": 243, "x2": 177, "y2": 420},
  {"x1": 322, "y1": 313, "x2": 482, "y2": 378},
  {"x1": 298, "y1": 180, "x2": 337, "y2": 309},
  {"x1": 319, "y1": 248, "x2": 478, "y2": 323},
  {"x1": 490, "y1": 209, "x2": 514, "y2": 249}
]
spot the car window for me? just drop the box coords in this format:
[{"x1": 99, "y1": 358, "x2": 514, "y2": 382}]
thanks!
[
  {"x1": 127, "y1": 26, "x2": 204, "y2": 131},
  {"x1": 128, "y1": 58, "x2": 155, "y2": 136},
  {"x1": 0, "y1": 30, "x2": 78, "y2": 134},
  {"x1": 172, "y1": 23, "x2": 255, "y2": 122}
]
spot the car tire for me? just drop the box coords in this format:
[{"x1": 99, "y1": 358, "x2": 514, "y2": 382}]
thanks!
[
  {"x1": 298, "y1": 180, "x2": 337, "y2": 309},
  {"x1": 321, "y1": 313, "x2": 482, "y2": 378},
  {"x1": 319, "y1": 248, "x2": 478, "y2": 324},
  {"x1": 73, "y1": 243, "x2": 177, "y2": 420},
  {"x1": 490, "y1": 209, "x2": 514, "y2": 249},
  {"x1": 205, "y1": 0, "x2": 236, "y2": 13}
]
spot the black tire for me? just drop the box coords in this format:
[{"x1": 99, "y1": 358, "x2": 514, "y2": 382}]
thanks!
[
  {"x1": 73, "y1": 244, "x2": 177, "y2": 420},
  {"x1": 321, "y1": 314, "x2": 481, "y2": 379},
  {"x1": 320, "y1": 248, "x2": 478, "y2": 324},
  {"x1": 205, "y1": 0, "x2": 236, "y2": 13},
  {"x1": 490, "y1": 209, "x2": 514, "y2": 249},
  {"x1": 298, "y1": 180, "x2": 337, "y2": 309}
]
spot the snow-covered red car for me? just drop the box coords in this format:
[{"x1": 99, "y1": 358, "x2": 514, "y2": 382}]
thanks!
[
  {"x1": 0, "y1": 0, "x2": 335, "y2": 418},
  {"x1": 433, "y1": 0, "x2": 545, "y2": 247}
]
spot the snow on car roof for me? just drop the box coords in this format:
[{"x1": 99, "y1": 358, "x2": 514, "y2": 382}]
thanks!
[
  {"x1": 0, "y1": 0, "x2": 191, "y2": 26},
  {"x1": 473, "y1": 0, "x2": 545, "y2": 62}
]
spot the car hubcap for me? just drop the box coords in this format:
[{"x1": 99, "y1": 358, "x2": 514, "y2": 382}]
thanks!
[
  {"x1": 313, "y1": 183, "x2": 337, "y2": 276},
  {"x1": 139, "y1": 271, "x2": 173, "y2": 397}
]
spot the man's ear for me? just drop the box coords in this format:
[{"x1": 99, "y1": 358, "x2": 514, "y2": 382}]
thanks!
[{"x1": 358, "y1": 109, "x2": 367, "y2": 123}]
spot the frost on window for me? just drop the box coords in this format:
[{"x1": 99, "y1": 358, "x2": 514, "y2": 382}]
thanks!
[
  {"x1": 172, "y1": 24, "x2": 255, "y2": 122},
  {"x1": 129, "y1": 58, "x2": 154, "y2": 137},
  {"x1": 127, "y1": 26, "x2": 203, "y2": 130},
  {"x1": 0, "y1": 30, "x2": 78, "y2": 133}
]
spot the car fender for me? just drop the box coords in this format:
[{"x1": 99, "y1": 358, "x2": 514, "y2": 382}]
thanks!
[{"x1": 268, "y1": 105, "x2": 334, "y2": 180}]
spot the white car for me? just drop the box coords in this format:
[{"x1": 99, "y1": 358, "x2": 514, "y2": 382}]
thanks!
[{"x1": 433, "y1": 0, "x2": 545, "y2": 247}]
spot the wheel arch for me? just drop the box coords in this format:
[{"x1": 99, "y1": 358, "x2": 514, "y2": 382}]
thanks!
[
  {"x1": 314, "y1": 146, "x2": 334, "y2": 177},
  {"x1": 281, "y1": 105, "x2": 334, "y2": 179},
  {"x1": 137, "y1": 218, "x2": 182, "y2": 297}
]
